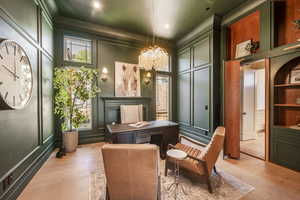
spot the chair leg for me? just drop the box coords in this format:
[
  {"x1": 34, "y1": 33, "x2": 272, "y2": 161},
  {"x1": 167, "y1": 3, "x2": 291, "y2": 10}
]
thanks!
[
  {"x1": 106, "y1": 186, "x2": 110, "y2": 200},
  {"x1": 203, "y1": 162, "x2": 213, "y2": 193},
  {"x1": 213, "y1": 166, "x2": 218, "y2": 175},
  {"x1": 165, "y1": 158, "x2": 168, "y2": 176},
  {"x1": 205, "y1": 174, "x2": 213, "y2": 193}
]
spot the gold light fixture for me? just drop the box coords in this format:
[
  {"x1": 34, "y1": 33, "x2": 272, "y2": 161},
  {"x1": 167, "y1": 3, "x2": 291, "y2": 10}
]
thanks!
[
  {"x1": 100, "y1": 67, "x2": 108, "y2": 81},
  {"x1": 138, "y1": 0, "x2": 169, "y2": 71},
  {"x1": 139, "y1": 45, "x2": 168, "y2": 71},
  {"x1": 144, "y1": 71, "x2": 152, "y2": 85}
]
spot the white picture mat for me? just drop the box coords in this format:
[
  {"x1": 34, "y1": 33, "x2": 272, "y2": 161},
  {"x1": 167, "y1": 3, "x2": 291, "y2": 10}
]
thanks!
[
  {"x1": 235, "y1": 40, "x2": 251, "y2": 59},
  {"x1": 115, "y1": 61, "x2": 141, "y2": 97}
]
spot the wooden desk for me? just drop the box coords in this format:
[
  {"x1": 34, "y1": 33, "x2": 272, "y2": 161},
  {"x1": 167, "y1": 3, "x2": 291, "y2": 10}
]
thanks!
[{"x1": 106, "y1": 120, "x2": 179, "y2": 158}]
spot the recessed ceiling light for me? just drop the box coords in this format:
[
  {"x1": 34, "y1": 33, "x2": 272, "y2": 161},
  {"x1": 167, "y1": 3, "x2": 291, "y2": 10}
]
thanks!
[
  {"x1": 93, "y1": 1, "x2": 101, "y2": 9},
  {"x1": 164, "y1": 24, "x2": 170, "y2": 29}
]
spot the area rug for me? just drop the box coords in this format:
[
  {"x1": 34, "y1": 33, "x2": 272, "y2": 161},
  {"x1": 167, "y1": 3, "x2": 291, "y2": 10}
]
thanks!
[{"x1": 89, "y1": 162, "x2": 254, "y2": 200}]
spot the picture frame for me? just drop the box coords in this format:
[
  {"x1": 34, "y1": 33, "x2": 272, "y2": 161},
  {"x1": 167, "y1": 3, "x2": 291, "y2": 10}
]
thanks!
[
  {"x1": 235, "y1": 40, "x2": 252, "y2": 59},
  {"x1": 290, "y1": 66, "x2": 300, "y2": 84},
  {"x1": 115, "y1": 61, "x2": 141, "y2": 97}
]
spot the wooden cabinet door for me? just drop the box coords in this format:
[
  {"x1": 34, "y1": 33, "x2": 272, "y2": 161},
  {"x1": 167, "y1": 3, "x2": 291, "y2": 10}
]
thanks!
[
  {"x1": 177, "y1": 73, "x2": 191, "y2": 125},
  {"x1": 224, "y1": 60, "x2": 241, "y2": 159},
  {"x1": 194, "y1": 67, "x2": 210, "y2": 131}
]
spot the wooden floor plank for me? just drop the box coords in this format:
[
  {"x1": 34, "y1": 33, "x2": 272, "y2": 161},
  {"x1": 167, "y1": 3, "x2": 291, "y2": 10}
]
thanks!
[{"x1": 17, "y1": 143, "x2": 300, "y2": 200}]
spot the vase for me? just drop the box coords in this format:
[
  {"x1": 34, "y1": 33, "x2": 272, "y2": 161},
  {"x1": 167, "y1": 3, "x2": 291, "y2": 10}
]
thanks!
[{"x1": 63, "y1": 131, "x2": 78, "y2": 153}]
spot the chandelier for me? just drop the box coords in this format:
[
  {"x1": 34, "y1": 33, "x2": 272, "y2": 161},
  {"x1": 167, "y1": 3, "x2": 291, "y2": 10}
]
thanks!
[
  {"x1": 139, "y1": 45, "x2": 169, "y2": 71},
  {"x1": 138, "y1": 0, "x2": 169, "y2": 71}
]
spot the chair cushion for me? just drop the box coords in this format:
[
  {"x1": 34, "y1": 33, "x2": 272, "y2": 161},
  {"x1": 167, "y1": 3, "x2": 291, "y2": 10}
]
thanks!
[
  {"x1": 102, "y1": 144, "x2": 159, "y2": 200},
  {"x1": 167, "y1": 143, "x2": 205, "y2": 175}
]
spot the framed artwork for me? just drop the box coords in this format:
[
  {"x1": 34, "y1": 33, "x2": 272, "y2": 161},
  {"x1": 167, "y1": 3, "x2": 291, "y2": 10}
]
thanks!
[
  {"x1": 115, "y1": 62, "x2": 141, "y2": 97},
  {"x1": 290, "y1": 65, "x2": 300, "y2": 84},
  {"x1": 235, "y1": 40, "x2": 252, "y2": 59}
]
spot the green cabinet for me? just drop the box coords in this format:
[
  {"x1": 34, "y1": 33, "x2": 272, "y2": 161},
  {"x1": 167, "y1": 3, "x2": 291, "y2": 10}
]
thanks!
[
  {"x1": 193, "y1": 67, "x2": 210, "y2": 131},
  {"x1": 177, "y1": 73, "x2": 191, "y2": 125},
  {"x1": 176, "y1": 15, "x2": 220, "y2": 144},
  {"x1": 194, "y1": 38, "x2": 210, "y2": 67},
  {"x1": 178, "y1": 49, "x2": 190, "y2": 72}
]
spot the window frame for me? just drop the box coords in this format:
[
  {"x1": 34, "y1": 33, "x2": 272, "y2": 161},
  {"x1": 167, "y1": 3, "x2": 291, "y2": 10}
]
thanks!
[
  {"x1": 155, "y1": 56, "x2": 173, "y2": 121},
  {"x1": 62, "y1": 34, "x2": 97, "y2": 67}
]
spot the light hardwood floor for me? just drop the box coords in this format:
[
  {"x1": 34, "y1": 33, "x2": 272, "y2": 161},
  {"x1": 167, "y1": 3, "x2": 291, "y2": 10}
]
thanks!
[{"x1": 17, "y1": 143, "x2": 300, "y2": 200}]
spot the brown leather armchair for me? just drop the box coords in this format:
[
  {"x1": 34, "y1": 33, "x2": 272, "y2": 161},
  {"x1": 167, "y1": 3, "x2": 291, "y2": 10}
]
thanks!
[
  {"x1": 165, "y1": 126, "x2": 225, "y2": 193},
  {"x1": 102, "y1": 144, "x2": 160, "y2": 200}
]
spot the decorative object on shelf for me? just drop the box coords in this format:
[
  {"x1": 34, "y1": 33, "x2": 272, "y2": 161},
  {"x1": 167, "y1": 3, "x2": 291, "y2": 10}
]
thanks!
[
  {"x1": 54, "y1": 66, "x2": 100, "y2": 157},
  {"x1": 235, "y1": 40, "x2": 251, "y2": 59},
  {"x1": 138, "y1": 0, "x2": 168, "y2": 71},
  {"x1": 0, "y1": 40, "x2": 33, "y2": 110},
  {"x1": 296, "y1": 98, "x2": 300, "y2": 105},
  {"x1": 115, "y1": 61, "x2": 141, "y2": 97},
  {"x1": 235, "y1": 40, "x2": 259, "y2": 59},
  {"x1": 294, "y1": 19, "x2": 300, "y2": 29},
  {"x1": 144, "y1": 71, "x2": 152, "y2": 85},
  {"x1": 290, "y1": 66, "x2": 300, "y2": 83},
  {"x1": 100, "y1": 67, "x2": 108, "y2": 81},
  {"x1": 293, "y1": 9, "x2": 300, "y2": 29}
]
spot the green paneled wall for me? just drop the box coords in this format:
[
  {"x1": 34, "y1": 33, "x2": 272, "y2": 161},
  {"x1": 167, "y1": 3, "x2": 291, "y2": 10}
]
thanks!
[
  {"x1": 177, "y1": 72, "x2": 191, "y2": 125},
  {"x1": 55, "y1": 19, "x2": 173, "y2": 144},
  {"x1": 0, "y1": 1, "x2": 55, "y2": 199},
  {"x1": 193, "y1": 67, "x2": 210, "y2": 130},
  {"x1": 176, "y1": 15, "x2": 220, "y2": 144}
]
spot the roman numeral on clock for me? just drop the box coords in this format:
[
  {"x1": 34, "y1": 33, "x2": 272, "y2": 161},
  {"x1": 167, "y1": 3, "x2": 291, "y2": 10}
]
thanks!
[
  {"x1": 4, "y1": 92, "x2": 8, "y2": 100},
  {"x1": 20, "y1": 56, "x2": 24, "y2": 63},
  {"x1": 13, "y1": 96, "x2": 15, "y2": 106}
]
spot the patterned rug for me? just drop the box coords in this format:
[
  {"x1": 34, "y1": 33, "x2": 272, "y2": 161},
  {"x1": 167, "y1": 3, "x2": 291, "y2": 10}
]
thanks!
[{"x1": 89, "y1": 161, "x2": 254, "y2": 200}]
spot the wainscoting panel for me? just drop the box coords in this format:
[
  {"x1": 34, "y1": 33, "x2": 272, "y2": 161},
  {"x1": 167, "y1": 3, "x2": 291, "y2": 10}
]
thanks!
[
  {"x1": 176, "y1": 15, "x2": 220, "y2": 144},
  {"x1": 0, "y1": 1, "x2": 55, "y2": 199},
  {"x1": 102, "y1": 97, "x2": 151, "y2": 124}
]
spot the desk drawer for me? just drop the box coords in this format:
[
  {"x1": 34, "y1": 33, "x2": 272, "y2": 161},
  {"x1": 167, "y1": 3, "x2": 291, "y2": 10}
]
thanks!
[{"x1": 136, "y1": 135, "x2": 151, "y2": 144}]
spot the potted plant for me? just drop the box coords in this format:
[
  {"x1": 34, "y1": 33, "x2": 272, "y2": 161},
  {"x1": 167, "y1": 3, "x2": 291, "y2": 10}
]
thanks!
[{"x1": 54, "y1": 66, "x2": 100, "y2": 155}]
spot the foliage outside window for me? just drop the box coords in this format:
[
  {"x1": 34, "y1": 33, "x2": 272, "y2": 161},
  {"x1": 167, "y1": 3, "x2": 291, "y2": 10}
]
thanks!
[
  {"x1": 64, "y1": 36, "x2": 92, "y2": 64},
  {"x1": 54, "y1": 66, "x2": 99, "y2": 131},
  {"x1": 156, "y1": 75, "x2": 170, "y2": 120}
]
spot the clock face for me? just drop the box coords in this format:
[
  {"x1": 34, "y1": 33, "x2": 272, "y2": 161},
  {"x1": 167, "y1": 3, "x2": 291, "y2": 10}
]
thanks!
[{"x1": 0, "y1": 40, "x2": 33, "y2": 110}]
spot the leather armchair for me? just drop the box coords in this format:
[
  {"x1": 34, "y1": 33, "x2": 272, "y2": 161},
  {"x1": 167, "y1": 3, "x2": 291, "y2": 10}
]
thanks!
[
  {"x1": 102, "y1": 144, "x2": 160, "y2": 200},
  {"x1": 165, "y1": 126, "x2": 225, "y2": 193}
]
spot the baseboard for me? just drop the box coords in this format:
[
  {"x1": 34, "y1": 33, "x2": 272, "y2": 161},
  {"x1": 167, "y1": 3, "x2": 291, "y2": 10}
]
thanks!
[
  {"x1": 0, "y1": 141, "x2": 55, "y2": 200},
  {"x1": 79, "y1": 136, "x2": 105, "y2": 145}
]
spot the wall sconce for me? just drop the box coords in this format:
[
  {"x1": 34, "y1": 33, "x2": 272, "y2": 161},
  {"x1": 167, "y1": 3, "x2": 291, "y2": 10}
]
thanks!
[
  {"x1": 101, "y1": 67, "x2": 108, "y2": 82},
  {"x1": 144, "y1": 72, "x2": 152, "y2": 85}
]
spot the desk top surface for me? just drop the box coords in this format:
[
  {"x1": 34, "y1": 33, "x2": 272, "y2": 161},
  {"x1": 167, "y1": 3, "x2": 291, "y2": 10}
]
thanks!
[{"x1": 106, "y1": 120, "x2": 178, "y2": 134}]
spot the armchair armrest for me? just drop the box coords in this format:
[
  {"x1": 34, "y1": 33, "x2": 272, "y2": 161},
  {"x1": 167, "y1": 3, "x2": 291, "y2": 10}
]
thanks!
[
  {"x1": 179, "y1": 135, "x2": 206, "y2": 147},
  {"x1": 167, "y1": 144, "x2": 177, "y2": 150},
  {"x1": 167, "y1": 144, "x2": 206, "y2": 164},
  {"x1": 186, "y1": 154, "x2": 206, "y2": 164}
]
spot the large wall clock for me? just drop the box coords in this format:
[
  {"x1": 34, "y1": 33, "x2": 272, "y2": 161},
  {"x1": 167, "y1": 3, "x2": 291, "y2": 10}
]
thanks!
[{"x1": 0, "y1": 40, "x2": 33, "y2": 110}]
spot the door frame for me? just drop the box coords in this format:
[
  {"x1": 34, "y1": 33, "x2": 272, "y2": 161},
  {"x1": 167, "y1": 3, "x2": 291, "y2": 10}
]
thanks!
[{"x1": 224, "y1": 58, "x2": 270, "y2": 161}]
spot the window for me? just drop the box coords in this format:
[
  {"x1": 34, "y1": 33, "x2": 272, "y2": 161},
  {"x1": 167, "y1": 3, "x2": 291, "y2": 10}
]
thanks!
[
  {"x1": 74, "y1": 98, "x2": 92, "y2": 130},
  {"x1": 68, "y1": 66, "x2": 93, "y2": 130},
  {"x1": 156, "y1": 75, "x2": 170, "y2": 120},
  {"x1": 64, "y1": 36, "x2": 92, "y2": 64}
]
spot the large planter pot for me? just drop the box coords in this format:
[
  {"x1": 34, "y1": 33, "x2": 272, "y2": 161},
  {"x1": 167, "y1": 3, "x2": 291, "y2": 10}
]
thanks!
[{"x1": 63, "y1": 131, "x2": 78, "y2": 153}]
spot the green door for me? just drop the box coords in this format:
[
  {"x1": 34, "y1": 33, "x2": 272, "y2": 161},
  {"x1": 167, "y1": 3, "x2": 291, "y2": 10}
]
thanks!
[{"x1": 193, "y1": 67, "x2": 210, "y2": 131}]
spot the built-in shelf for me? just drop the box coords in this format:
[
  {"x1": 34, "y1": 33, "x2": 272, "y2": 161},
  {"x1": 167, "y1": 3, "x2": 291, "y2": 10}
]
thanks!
[
  {"x1": 274, "y1": 83, "x2": 300, "y2": 87},
  {"x1": 274, "y1": 125, "x2": 300, "y2": 131},
  {"x1": 274, "y1": 104, "x2": 300, "y2": 107}
]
